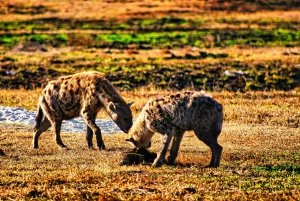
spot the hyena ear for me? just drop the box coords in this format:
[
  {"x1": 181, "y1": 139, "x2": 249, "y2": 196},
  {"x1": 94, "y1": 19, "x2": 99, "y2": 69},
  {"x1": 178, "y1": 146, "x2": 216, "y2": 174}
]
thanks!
[
  {"x1": 125, "y1": 138, "x2": 136, "y2": 147},
  {"x1": 108, "y1": 102, "x2": 116, "y2": 112},
  {"x1": 127, "y1": 101, "x2": 134, "y2": 107}
]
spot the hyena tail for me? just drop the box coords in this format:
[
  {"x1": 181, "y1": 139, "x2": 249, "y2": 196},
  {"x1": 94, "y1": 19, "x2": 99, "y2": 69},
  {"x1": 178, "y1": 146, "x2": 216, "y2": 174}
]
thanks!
[
  {"x1": 213, "y1": 106, "x2": 223, "y2": 138},
  {"x1": 34, "y1": 101, "x2": 44, "y2": 132}
]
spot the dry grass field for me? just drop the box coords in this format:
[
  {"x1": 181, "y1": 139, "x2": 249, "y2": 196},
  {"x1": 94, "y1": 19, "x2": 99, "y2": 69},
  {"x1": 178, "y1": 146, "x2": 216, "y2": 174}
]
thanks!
[
  {"x1": 0, "y1": 123, "x2": 299, "y2": 200},
  {"x1": 0, "y1": 0, "x2": 300, "y2": 200},
  {"x1": 0, "y1": 90, "x2": 299, "y2": 200}
]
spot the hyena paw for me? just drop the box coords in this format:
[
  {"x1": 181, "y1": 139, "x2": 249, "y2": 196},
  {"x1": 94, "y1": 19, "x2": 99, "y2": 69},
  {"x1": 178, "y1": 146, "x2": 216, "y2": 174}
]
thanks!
[
  {"x1": 206, "y1": 162, "x2": 220, "y2": 168},
  {"x1": 88, "y1": 146, "x2": 95, "y2": 150},
  {"x1": 152, "y1": 159, "x2": 163, "y2": 167},
  {"x1": 61, "y1": 146, "x2": 69, "y2": 150},
  {"x1": 57, "y1": 142, "x2": 68, "y2": 150},
  {"x1": 98, "y1": 143, "x2": 106, "y2": 150},
  {"x1": 166, "y1": 157, "x2": 175, "y2": 166}
]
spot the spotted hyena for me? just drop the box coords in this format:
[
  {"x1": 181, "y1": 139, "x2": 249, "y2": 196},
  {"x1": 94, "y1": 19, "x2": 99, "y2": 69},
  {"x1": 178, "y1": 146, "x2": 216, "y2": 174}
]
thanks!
[
  {"x1": 126, "y1": 91, "x2": 223, "y2": 167},
  {"x1": 33, "y1": 71, "x2": 133, "y2": 150}
]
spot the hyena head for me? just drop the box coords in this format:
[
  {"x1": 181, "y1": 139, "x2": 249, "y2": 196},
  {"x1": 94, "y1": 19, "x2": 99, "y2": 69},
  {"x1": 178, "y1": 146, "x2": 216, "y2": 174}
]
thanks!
[
  {"x1": 106, "y1": 101, "x2": 133, "y2": 133},
  {"x1": 126, "y1": 137, "x2": 152, "y2": 149},
  {"x1": 126, "y1": 115, "x2": 154, "y2": 148}
]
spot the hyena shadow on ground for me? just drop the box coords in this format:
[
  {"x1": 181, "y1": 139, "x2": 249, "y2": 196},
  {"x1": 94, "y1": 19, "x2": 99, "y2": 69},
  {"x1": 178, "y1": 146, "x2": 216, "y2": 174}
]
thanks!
[
  {"x1": 120, "y1": 148, "x2": 157, "y2": 166},
  {"x1": 120, "y1": 147, "x2": 212, "y2": 168}
]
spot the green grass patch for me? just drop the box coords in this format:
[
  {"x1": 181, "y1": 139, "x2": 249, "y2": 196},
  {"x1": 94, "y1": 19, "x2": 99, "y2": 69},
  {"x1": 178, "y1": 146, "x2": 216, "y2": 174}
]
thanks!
[
  {"x1": 254, "y1": 164, "x2": 300, "y2": 174},
  {"x1": 1, "y1": 28, "x2": 299, "y2": 48}
]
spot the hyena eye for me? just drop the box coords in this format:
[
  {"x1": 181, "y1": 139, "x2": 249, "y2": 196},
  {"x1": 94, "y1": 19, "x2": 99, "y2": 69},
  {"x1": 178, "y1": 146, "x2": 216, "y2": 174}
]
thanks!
[{"x1": 123, "y1": 117, "x2": 129, "y2": 121}]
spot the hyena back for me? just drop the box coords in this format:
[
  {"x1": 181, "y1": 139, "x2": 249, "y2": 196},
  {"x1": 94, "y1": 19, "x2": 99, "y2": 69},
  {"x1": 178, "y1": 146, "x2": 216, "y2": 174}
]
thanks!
[
  {"x1": 126, "y1": 91, "x2": 223, "y2": 167},
  {"x1": 33, "y1": 71, "x2": 133, "y2": 150}
]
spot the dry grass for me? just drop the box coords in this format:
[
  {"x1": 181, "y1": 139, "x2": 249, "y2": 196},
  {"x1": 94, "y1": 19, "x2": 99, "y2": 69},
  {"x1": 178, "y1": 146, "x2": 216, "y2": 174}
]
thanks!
[
  {"x1": 0, "y1": 90, "x2": 299, "y2": 200},
  {"x1": 0, "y1": 0, "x2": 300, "y2": 199}
]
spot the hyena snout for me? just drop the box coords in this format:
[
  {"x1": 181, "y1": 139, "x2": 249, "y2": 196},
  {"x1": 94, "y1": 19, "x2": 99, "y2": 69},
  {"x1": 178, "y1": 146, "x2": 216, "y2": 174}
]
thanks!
[
  {"x1": 121, "y1": 115, "x2": 133, "y2": 133},
  {"x1": 114, "y1": 114, "x2": 133, "y2": 133},
  {"x1": 109, "y1": 102, "x2": 134, "y2": 133}
]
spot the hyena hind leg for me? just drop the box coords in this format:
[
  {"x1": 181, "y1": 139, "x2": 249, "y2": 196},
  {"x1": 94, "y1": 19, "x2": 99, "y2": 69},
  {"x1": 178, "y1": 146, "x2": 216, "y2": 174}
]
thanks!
[
  {"x1": 82, "y1": 111, "x2": 105, "y2": 150},
  {"x1": 195, "y1": 131, "x2": 222, "y2": 168},
  {"x1": 33, "y1": 117, "x2": 51, "y2": 149}
]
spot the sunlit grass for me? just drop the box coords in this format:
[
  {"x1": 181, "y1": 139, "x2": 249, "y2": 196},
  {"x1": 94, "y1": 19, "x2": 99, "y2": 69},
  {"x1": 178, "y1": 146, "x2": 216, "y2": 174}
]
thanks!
[
  {"x1": 0, "y1": 0, "x2": 300, "y2": 199},
  {"x1": 0, "y1": 107, "x2": 299, "y2": 200}
]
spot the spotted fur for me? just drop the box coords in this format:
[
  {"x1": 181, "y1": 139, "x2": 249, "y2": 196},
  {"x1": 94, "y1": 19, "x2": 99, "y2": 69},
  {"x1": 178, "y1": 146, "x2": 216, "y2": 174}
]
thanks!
[
  {"x1": 33, "y1": 71, "x2": 133, "y2": 150},
  {"x1": 126, "y1": 91, "x2": 223, "y2": 167}
]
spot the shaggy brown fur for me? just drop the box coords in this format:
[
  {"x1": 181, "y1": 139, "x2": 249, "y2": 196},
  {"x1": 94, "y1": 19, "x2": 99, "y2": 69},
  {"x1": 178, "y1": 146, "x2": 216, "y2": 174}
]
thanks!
[
  {"x1": 126, "y1": 91, "x2": 223, "y2": 167},
  {"x1": 33, "y1": 71, "x2": 133, "y2": 150}
]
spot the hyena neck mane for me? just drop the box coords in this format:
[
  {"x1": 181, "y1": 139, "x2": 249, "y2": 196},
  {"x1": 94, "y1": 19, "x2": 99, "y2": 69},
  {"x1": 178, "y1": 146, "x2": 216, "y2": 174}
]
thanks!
[
  {"x1": 130, "y1": 113, "x2": 146, "y2": 137},
  {"x1": 101, "y1": 94, "x2": 126, "y2": 106},
  {"x1": 128, "y1": 110, "x2": 153, "y2": 148},
  {"x1": 98, "y1": 79, "x2": 127, "y2": 105}
]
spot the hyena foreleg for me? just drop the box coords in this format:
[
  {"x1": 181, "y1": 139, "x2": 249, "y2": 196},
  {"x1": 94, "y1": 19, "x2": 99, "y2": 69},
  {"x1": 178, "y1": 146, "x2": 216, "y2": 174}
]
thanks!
[
  {"x1": 168, "y1": 129, "x2": 185, "y2": 165},
  {"x1": 82, "y1": 109, "x2": 105, "y2": 150},
  {"x1": 86, "y1": 112, "x2": 98, "y2": 149},
  {"x1": 153, "y1": 128, "x2": 174, "y2": 167}
]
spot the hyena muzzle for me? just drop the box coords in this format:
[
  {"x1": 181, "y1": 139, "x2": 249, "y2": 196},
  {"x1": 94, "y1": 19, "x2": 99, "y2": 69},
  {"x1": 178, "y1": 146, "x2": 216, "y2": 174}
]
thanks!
[
  {"x1": 126, "y1": 91, "x2": 223, "y2": 167},
  {"x1": 33, "y1": 71, "x2": 133, "y2": 150}
]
